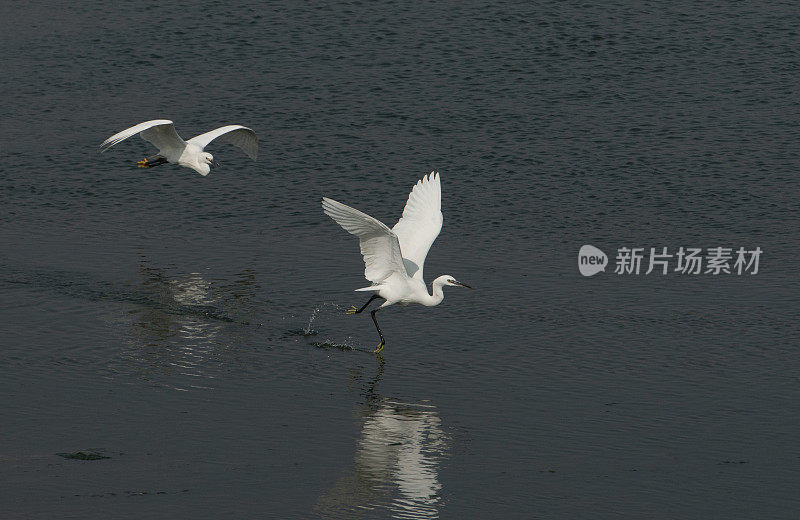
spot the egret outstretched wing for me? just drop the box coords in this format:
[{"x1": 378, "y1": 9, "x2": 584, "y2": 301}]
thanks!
[
  {"x1": 322, "y1": 197, "x2": 406, "y2": 284},
  {"x1": 100, "y1": 119, "x2": 184, "y2": 153},
  {"x1": 187, "y1": 125, "x2": 258, "y2": 160},
  {"x1": 391, "y1": 172, "x2": 442, "y2": 281}
]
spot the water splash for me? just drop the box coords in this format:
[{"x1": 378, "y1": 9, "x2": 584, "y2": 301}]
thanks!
[
  {"x1": 301, "y1": 302, "x2": 347, "y2": 336},
  {"x1": 303, "y1": 307, "x2": 320, "y2": 335}
]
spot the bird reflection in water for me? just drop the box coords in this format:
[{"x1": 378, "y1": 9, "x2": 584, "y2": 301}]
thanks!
[
  {"x1": 114, "y1": 255, "x2": 258, "y2": 389},
  {"x1": 316, "y1": 363, "x2": 449, "y2": 519}
]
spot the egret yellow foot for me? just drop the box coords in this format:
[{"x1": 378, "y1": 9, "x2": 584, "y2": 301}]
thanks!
[
  {"x1": 345, "y1": 305, "x2": 358, "y2": 315},
  {"x1": 137, "y1": 158, "x2": 149, "y2": 168},
  {"x1": 374, "y1": 341, "x2": 385, "y2": 354}
]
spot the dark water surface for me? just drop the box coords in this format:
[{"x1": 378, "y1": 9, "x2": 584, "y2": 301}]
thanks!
[{"x1": 2, "y1": 1, "x2": 798, "y2": 518}]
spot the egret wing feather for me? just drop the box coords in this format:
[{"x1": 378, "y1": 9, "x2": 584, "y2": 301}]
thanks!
[
  {"x1": 322, "y1": 197, "x2": 406, "y2": 284},
  {"x1": 99, "y1": 119, "x2": 181, "y2": 153},
  {"x1": 140, "y1": 123, "x2": 186, "y2": 154},
  {"x1": 187, "y1": 125, "x2": 258, "y2": 160},
  {"x1": 391, "y1": 172, "x2": 443, "y2": 281}
]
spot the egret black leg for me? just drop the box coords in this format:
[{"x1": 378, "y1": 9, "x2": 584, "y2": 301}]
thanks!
[
  {"x1": 346, "y1": 294, "x2": 381, "y2": 315},
  {"x1": 371, "y1": 308, "x2": 386, "y2": 353},
  {"x1": 137, "y1": 156, "x2": 168, "y2": 168}
]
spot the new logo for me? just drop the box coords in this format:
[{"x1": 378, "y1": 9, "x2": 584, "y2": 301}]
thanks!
[{"x1": 578, "y1": 245, "x2": 608, "y2": 277}]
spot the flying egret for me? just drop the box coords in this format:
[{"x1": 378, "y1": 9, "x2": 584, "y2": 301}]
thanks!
[
  {"x1": 322, "y1": 172, "x2": 472, "y2": 353},
  {"x1": 100, "y1": 119, "x2": 258, "y2": 176}
]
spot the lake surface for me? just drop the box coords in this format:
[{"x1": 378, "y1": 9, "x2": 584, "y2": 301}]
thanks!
[{"x1": 2, "y1": 1, "x2": 798, "y2": 518}]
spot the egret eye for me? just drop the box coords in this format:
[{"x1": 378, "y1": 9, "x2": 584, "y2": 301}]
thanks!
[{"x1": 448, "y1": 279, "x2": 455, "y2": 283}]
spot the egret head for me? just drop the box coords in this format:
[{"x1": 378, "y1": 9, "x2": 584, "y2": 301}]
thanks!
[
  {"x1": 439, "y1": 275, "x2": 473, "y2": 289},
  {"x1": 189, "y1": 152, "x2": 219, "y2": 177},
  {"x1": 191, "y1": 152, "x2": 218, "y2": 176}
]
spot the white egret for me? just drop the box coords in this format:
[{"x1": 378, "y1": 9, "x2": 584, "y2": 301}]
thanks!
[
  {"x1": 322, "y1": 172, "x2": 472, "y2": 353},
  {"x1": 100, "y1": 119, "x2": 257, "y2": 176}
]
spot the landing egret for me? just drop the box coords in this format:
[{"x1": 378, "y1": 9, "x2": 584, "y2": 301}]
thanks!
[
  {"x1": 100, "y1": 119, "x2": 257, "y2": 176},
  {"x1": 322, "y1": 172, "x2": 472, "y2": 353}
]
